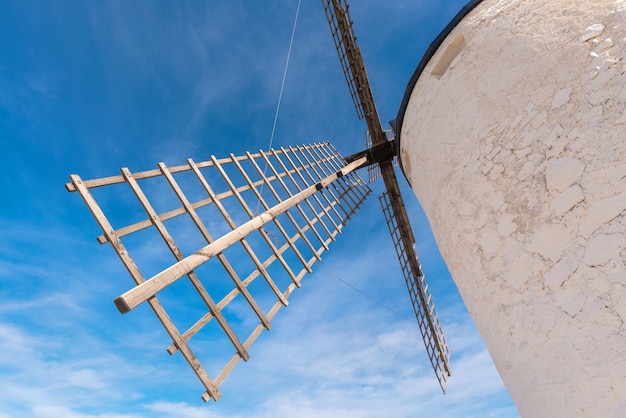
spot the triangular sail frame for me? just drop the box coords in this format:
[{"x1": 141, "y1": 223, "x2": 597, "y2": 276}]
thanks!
[
  {"x1": 380, "y1": 192, "x2": 451, "y2": 392},
  {"x1": 324, "y1": 0, "x2": 452, "y2": 392},
  {"x1": 66, "y1": 142, "x2": 370, "y2": 401}
]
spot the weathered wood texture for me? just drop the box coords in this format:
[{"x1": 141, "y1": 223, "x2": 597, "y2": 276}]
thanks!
[{"x1": 67, "y1": 142, "x2": 370, "y2": 401}]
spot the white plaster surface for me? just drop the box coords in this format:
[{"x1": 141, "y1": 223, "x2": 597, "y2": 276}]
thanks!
[{"x1": 400, "y1": 1, "x2": 626, "y2": 416}]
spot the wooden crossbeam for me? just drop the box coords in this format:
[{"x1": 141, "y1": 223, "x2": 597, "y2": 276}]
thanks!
[
  {"x1": 69, "y1": 173, "x2": 223, "y2": 401},
  {"x1": 113, "y1": 156, "x2": 367, "y2": 314},
  {"x1": 67, "y1": 143, "x2": 370, "y2": 402}
]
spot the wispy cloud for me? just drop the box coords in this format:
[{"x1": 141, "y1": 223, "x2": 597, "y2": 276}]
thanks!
[
  {"x1": 181, "y1": 234, "x2": 518, "y2": 417},
  {"x1": 1, "y1": 1, "x2": 517, "y2": 416},
  {"x1": 143, "y1": 402, "x2": 211, "y2": 418}
]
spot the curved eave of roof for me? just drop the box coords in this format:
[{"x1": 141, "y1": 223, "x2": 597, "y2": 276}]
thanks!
[{"x1": 395, "y1": 0, "x2": 485, "y2": 180}]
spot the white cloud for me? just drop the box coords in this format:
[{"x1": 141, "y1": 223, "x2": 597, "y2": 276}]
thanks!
[
  {"x1": 186, "y1": 240, "x2": 518, "y2": 417},
  {"x1": 31, "y1": 405, "x2": 142, "y2": 418},
  {"x1": 0, "y1": 1, "x2": 519, "y2": 417},
  {"x1": 144, "y1": 402, "x2": 211, "y2": 418}
]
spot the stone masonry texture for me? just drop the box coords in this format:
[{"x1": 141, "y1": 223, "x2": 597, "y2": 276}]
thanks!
[{"x1": 400, "y1": 1, "x2": 626, "y2": 416}]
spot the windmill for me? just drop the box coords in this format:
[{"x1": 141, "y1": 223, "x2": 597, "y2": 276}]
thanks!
[
  {"x1": 65, "y1": 0, "x2": 449, "y2": 402},
  {"x1": 322, "y1": 0, "x2": 450, "y2": 391}
]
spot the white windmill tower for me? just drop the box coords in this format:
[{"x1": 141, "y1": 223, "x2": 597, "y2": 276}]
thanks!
[
  {"x1": 395, "y1": 0, "x2": 626, "y2": 417},
  {"x1": 66, "y1": 0, "x2": 451, "y2": 402}
]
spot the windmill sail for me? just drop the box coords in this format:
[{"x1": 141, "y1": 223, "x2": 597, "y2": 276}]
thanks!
[
  {"x1": 66, "y1": 142, "x2": 371, "y2": 401},
  {"x1": 323, "y1": 0, "x2": 384, "y2": 142},
  {"x1": 323, "y1": 0, "x2": 451, "y2": 391},
  {"x1": 380, "y1": 192, "x2": 450, "y2": 392}
]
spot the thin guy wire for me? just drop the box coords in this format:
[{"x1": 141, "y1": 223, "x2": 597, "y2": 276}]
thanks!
[
  {"x1": 264, "y1": 223, "x2": 417, "y2": 326},
  {"x1": 255, "y1": 0, "x2": 302, "y2": 215},
  {"x1": 320, "y1": 267, "x2": 418, "y2": 326}
]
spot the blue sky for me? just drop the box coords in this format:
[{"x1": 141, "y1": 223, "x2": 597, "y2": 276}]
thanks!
[{"x1": 0, "y1": 1, "x2": 519, "y2": 417}]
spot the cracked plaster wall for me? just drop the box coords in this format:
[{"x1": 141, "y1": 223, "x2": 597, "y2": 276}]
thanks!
[{"x1": 400, "y1": 1, "x2": 626, "y2": 416}]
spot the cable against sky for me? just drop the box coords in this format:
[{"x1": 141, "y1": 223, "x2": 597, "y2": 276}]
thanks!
[{"x1": 255, "y1": 0, "x2": 302, "y2": 215}]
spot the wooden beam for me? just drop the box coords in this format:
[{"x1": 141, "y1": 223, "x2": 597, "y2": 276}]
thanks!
[
  {"x1": 113, "y1": 156, "x2": 368, "y2": 313},
  {"x1": 156, "y1": 163, "x2": 250, "y2": 361},
  {"x1": 270, "y1": 148, "x2": 334, "y2": 246},
  {"x1": 69, "y1": 173, "x2": 222, "y2": 401}
]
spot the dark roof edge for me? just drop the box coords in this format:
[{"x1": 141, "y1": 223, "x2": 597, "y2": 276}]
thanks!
[{"x1": 395, "y1": 0, "x2": 485, "y2": 181}]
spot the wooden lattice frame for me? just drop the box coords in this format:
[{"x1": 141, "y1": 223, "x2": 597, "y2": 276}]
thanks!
[
  {"x1": 66, "y1": 142, "x2": 370, "y2": 401},
  {"x1": 379, "y1": 192, "x2": 451, "y2": 392}
]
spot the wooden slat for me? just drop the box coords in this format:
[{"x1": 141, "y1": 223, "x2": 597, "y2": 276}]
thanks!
[
  {"x1": 286, "y1": 145, "x2": 344, "y2": 228},
  {"x1": 312, "y1": 143, "x2": 368, "y2": 216},
  {"x1": 294, "y1": 146, "x2": 352, "y2": 223},
  {"x1": 379, "y1": 191, "x2": 450, "y2": 392},
  {"x1": 69, "y1": 174, "x2": 222, "y2": 401},
  {"x1": 305, "y1": 145, "x2": 360, "y2": 217},
  {"x1": 211, "y1": 155, "x2": 294, "y2": 300},
  {"x1": 166, "y1": 162, "x2": 349, "y2": 355},
  {"x1": 67, "y1": 147, "x2": 317, "y2": 193},
  {"x1": 322, "y1": 142, "x2": 370, "y2": 202},
  {"x1": 226, "y1": 155, "x2": 302, "y2": 285},
  {"x1": 167, "y1": 153, "x2": 352, "y2": 355},
  {"x1": 270, "y1": 148, "x2": 334, "y2": 245},
  {"x1": 315, "y1": 142, "x2": 373, "y2": 236},
  {"x1": 69, "y1": 143, "x2": 373, "y2": 402},
  {"x1": 187, "y1": 159, "x2": 274, "y2": 329},
  {"x1": 216, "y1": 153, "x2": 311, "y2": 275},
  {"x1": 280, "y1": 146, "x2": 341, "y2": 235},
  {"x1": 296, "y1": 143, "x2": 352, "y2": 220},
  {"x1": 257, "y1": 150, "x2": 328, "y2": 253},
  {"x1": 166, "y1": 239, "x2": 309, "y2": 355},
  {"x1": 189, "y1": 159, "x2": 288, "y2": 305},
  {"x1": 209, "y1": 279, "x2": 301, "y2": 398},
  {"x1": 112, "y1": 157, "x2": 367, "y2": 314},
  {"x1": 96, "y1": 175, "x2": 298, "y2": 244},
  {"x1": 319, "y1": 146, "x2": 365, "y2": 220},
  {"x1": 65, "y1": 161, "x2": 202, "y2": 192},
  {"x1": 156, "y1": 163, "x2": 250, "y2": 361},
  {"x1": 243, "y1": 151, "x2": 321, "y2": 262},
  {"x1": 324, "y1": 142, "x2": 372, "y2": 206},
  {"x1": 217, "y1": 153, "x2": 304, "y2": 278}
]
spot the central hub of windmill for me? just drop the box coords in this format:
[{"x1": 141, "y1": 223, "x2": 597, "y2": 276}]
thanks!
[{"x1": 344, "y1": 139, "x2": 397, "y2": 168}]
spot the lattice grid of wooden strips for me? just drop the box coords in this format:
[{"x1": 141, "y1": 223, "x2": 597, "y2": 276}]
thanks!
[
  {"x1": 379, "y1": 191, "x2": 451, "y2": 393},
  {"x1": 323, "y1": 0, "x2": 364, "y2": 119},
  {"x1": 66, "y1": 142, "x2": 371, "y2": 401}
]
